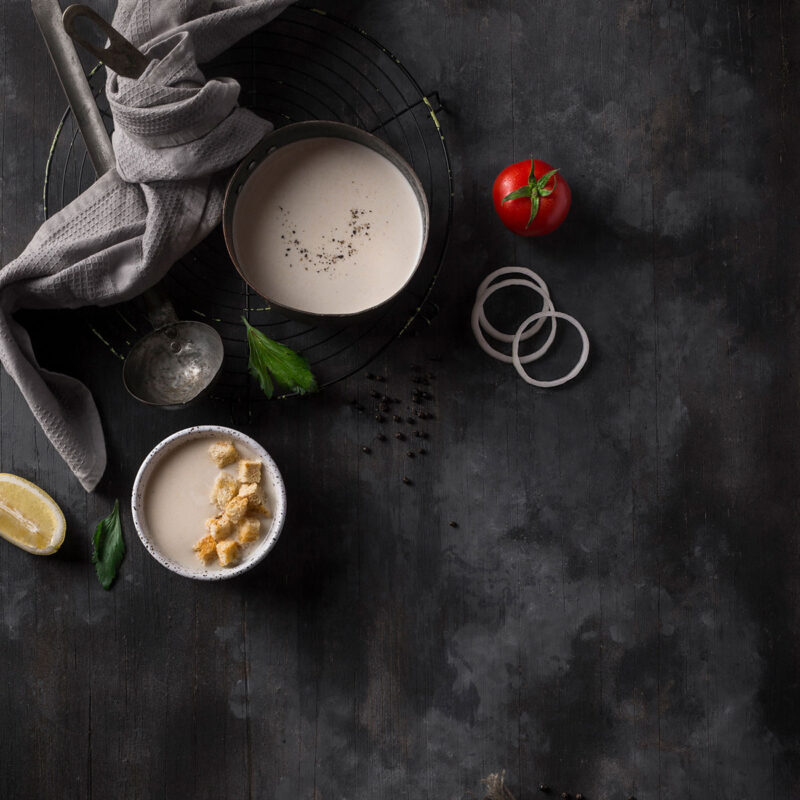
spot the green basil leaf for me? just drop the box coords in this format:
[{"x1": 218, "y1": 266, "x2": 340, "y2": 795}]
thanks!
[
  {"x1": 92, "y1": 499, "x2": 125, "y2": 590},
  {"x1": 243, "y1": 317, "x2": 318, "y2": 397}
]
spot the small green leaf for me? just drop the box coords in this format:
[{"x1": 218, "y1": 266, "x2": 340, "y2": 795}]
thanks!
[
  {"x1": 92, "y1": 500, "x2": 125, "y2": 590},
  {"x1": 536, "y1": 169, "x2": 559, "y2": 195},
  {"x1": 526, "y1": 193, "x2": 540, "y2": 228},
  {"x1": 243, "y1": 317, "x2": 318, "y2": 397},
  {"x1": 527, "y1": 157, "x2": 536, "y2": 186},
  {"x1": 502, "y1": 186, "x2": 533, "y2": 203}
]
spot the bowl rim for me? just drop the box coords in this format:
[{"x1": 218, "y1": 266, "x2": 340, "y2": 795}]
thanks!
[
  {"x1": 222, "y1": 119, "x2": 431, "y2": 320},
  {"x1": 130, "y1": 425, "x2": 287, "y2": 581}
]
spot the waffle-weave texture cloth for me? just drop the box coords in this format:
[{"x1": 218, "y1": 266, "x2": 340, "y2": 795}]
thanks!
[{"x1": 0, "y1": 0, "x2": 293, "y2": 490}]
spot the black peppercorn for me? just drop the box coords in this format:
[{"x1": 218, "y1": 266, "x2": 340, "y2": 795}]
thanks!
[
  {"x1": 538, "y1": 786, "x2": 550, "y2": 794},
  {"x1": 375, "y1": 415, "x2": 384, "y2": 422},
  {"x1": 449, "y1": 521, "x2": 458, "y2": 528},
  {"x1": 406, "y1": 451, "x2": 415, "y2": 458},
  {"x1": 370, "y1": 389, "x2": 380, "y2": 399},
  {"x1": 393, "y1": 415, "x2": 402, "y2": 423},
  {"x1": 394, "y1": 432, "x2": 405, "y2": 441},
  {"x1": 361, "y1": 446, "x2": 371, "y2": 454},
  {"x1": 365, "y1": 372, "x2": 376, "y2": 380},
  {"x1": 376, "y1": 375, "x2": 385, "y2": 382},
  {"x1": 377, "y1": 433, "x2": 387, "y2": 442},
  {"x1": 402, "y1": 476, "x2": 412, "y2": 485},
  {"x1": 418, "y1": 448, "x2": 427, "y2": 455}
]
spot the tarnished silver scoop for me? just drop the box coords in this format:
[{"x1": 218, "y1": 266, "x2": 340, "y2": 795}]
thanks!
[
  {"x1": 33, "y1": 0, "x2": 225, "y2": 408},
  {"x1": 122, "y1": 287, "x2": 225, "y2": 408}
]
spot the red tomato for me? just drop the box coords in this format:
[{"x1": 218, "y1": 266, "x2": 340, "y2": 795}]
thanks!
[{"x1": 492, "y1": 158, "x2": 571, "y2": 236}]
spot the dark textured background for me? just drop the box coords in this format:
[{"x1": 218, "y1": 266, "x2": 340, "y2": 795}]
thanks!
[{"x1": 0, "y1": 1, "x2": 798, "y2": 798}]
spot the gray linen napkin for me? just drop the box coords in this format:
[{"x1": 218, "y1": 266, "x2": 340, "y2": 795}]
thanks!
[{"x1": 0, "y1": 0, "x2": 294, "y2": 491}]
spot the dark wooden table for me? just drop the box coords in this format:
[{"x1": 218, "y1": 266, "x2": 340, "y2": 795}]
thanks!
[{"x1": 1, "y1": 1, "x2": 798, "y2": 797}]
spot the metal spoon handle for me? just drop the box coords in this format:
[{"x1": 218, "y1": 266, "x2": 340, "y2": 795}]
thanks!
[
  {"x1": 63, "y1": 4, "x2": 152, "y2": 80},
  {"x1": 31, "y1": 0, "x2": 115, "y2": 174},
  {"x1": 33, "y1": 0, "x2": 180, "y2": 335}
]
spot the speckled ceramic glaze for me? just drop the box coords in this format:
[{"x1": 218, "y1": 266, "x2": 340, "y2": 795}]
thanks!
[{"x1": 131, "y1": 426, "x2": 286, "y2": 580}]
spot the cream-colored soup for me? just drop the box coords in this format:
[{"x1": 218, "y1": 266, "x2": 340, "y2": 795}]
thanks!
[
  {"x1": 232, "y1": 137, "x2": 425, "y2": 315},
  {"x1": 143, "y1": 436, "x2": 272, "y2": 573}
]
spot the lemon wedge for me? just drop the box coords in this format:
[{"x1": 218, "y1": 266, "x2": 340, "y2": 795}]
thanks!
[{"x1": 0, "y1": 473, "x2": 66, "y2": 555}]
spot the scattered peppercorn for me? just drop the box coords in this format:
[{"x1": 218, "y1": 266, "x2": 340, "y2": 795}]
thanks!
[
  {"x1": 561, "y1": 793, "x2": 569, "y2": 799},
  {"x1": 377, "y1": 433, "x2": 387, "y2": 442},
  {"x1": 394, "y1": 432, "x2": 406, "y2": 441},
  {"x1": 406, "y1": 451, "x2": 415, "y2": 458},
  {"x1": 418, "y1": 448, "x2": 427, "y2": 455},
  {"x1": 379, "y1": 402, "x2": 388, "y2": 412},
  {"x1": 449, "y1": 521, "x2": 458, "y2": 528},
  {"x1": 413, "y1": 430, "x2": 428, "y2": 439},
  {"x1": 393, "y1": 414, "x2": 402, "y2": 423},
  {"x1": 575, "y1": 794, "x2": 584, "y2": 799},
  {"x1": 376, "y1": 375, "x2": 385, "y2": 382},
  {"x1": 361, "y1": 446, "x2": 371, "y2": 454},
  {"x1": 369, "y1": 389, "x2": 380, "y2": 399},
  {"x1": 375, "y1": 414, "x2": 385, "y2": 423},
  {"x1": 407, "y1": 416, "x2": 416, "y2": 425},
  {"x1": 538, "y1": 787, "x2": 550, "y2": 795},
  {"x1": 402, "y1": 476, "x2": 413, "y2": 485},
  {"x1": 365, "y1": 372, "x2": 376, "y2": 380}
]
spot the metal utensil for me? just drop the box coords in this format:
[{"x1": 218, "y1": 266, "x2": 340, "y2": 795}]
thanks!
[{"x1": 32, "y1": 0, "x2": 225, "y2": 408}]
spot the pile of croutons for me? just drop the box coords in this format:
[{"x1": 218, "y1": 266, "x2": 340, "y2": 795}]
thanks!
[{"x1": 193, "y1": 440, "x2": 271, "y2": 567}]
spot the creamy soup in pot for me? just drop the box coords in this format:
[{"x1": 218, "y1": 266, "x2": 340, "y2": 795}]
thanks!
[{"x1": 232, "y1": 137, "x2": 426, "y2": 316}]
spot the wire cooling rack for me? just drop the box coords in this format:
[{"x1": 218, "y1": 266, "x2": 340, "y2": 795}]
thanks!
[{"x1": 44, "y1": 5, "x2": 452, "y2": 402}]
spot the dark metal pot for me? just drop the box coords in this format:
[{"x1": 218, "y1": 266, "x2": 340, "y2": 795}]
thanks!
[{"x1": 222, "y1": 120, "x2": 430, "y2": 325}]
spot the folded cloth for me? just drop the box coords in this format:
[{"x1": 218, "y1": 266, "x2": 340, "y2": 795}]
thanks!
[{"x1": 0, "y1": 0, "x2": 294, "y2": 491}]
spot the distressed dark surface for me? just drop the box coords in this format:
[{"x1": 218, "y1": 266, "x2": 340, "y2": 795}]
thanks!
[{"x1": 0, "y1": 0, "x2": 798, "y2": 798}]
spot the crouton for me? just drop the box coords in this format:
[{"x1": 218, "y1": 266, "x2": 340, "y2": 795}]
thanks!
[
  {"x1": 205, "y1": 514, "x2": 234, "y2": 541},
  {"x1": 250, "y1": 501, "x2": 272, "y2": 517},
  {"x1": 237, "y1": 481, "x2": 264, "y2": 509},
  {"x1": 237, "y1": 517, "x2": 261, "y2": 544},
  {"x1": 237, "y1": 459, "x2": 262, "y2": 484},
  {"x1": 224, "y1": 495, "x2": 249, "y2": 524},
  {"x1": 209, "y1": 440, "x2": 238, "y2": 468},
  {"x1": 210, "y1": 472, "x2": 238, "y2": 508},
  {"x1": 193, "y1": 534, "x2": 217, "y2": 564},
  {"x1": 216, "y1": 539, "x2": 241, "y2": 567}
]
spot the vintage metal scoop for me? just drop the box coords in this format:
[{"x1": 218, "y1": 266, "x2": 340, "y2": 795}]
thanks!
[{"x1": 32, "y1": 0, "x2": 224, "y2": 408}]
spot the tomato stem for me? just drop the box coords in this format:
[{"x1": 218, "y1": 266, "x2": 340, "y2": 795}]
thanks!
[{"x1": 501, "y1": 159, "x2": 560, "y2": 228}]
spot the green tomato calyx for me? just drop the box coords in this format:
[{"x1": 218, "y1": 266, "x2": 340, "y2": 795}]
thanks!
[{"x1": 501, "y1": 159, "x2": 560, "y2": 228}]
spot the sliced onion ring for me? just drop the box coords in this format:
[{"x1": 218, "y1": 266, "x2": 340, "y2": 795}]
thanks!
[
  {"x1": 511, "y1": 310, "x2": 590, "y2": 388},
  {"x1": 476, "y1": 266, "x2": 551, "y2": 341},
  {"x1": 471, "y1": 279, "x2": 557, "y2": 364}
]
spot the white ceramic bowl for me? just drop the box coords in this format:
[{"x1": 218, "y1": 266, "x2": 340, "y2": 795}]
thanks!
[{"x1": 131, "y1": 425, "x2": 286, "y2": 580}]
